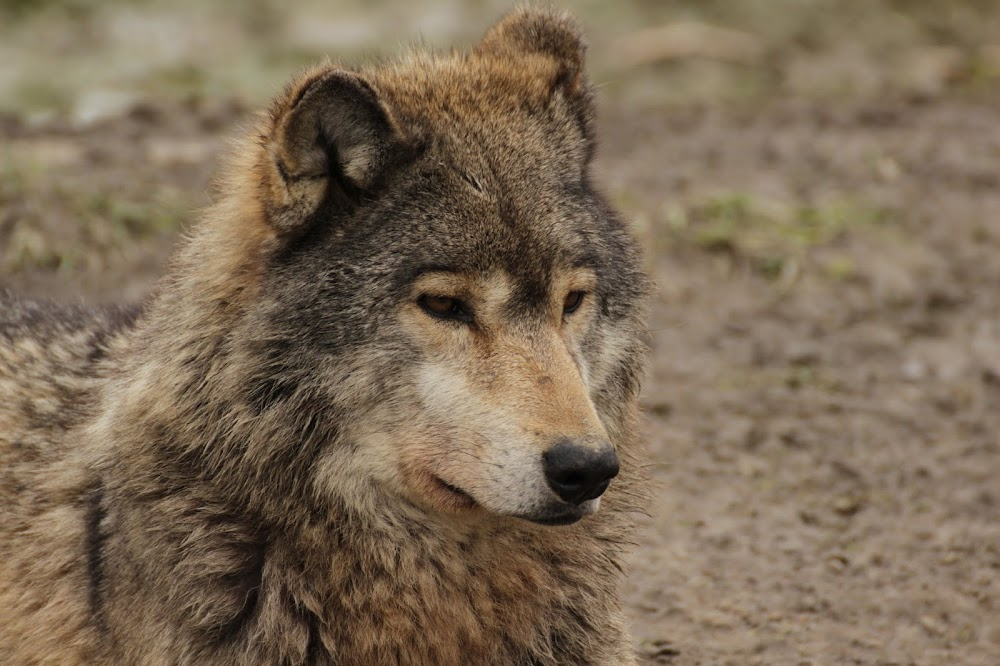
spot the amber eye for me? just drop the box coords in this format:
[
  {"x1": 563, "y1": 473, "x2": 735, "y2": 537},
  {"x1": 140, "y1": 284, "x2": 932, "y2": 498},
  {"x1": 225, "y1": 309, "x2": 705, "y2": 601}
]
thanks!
[
  {"x1": 563, "y1": 290, "x2": 586, "y2": 316},
  {"x1": 419, "y1": 295, "x2": 474, "y2": 324}
]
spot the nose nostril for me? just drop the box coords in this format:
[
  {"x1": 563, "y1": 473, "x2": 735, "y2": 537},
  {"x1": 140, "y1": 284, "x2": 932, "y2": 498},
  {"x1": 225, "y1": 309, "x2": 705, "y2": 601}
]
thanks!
[
  {"x1": 558, "y1": 472, "x2": 585, "y2": 488},
  {"x1": 542, "y1": 439, "x2": 619, "y2": 505}
]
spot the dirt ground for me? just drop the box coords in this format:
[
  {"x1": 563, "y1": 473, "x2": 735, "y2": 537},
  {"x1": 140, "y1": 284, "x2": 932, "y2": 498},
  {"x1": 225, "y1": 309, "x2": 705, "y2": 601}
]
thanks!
[
  {"x1": 611, "y1": 97, "x2": 1000, "y2": 665},
  {"x1": 3, "y1": 5, "x2": 1000, "y2": 665}
]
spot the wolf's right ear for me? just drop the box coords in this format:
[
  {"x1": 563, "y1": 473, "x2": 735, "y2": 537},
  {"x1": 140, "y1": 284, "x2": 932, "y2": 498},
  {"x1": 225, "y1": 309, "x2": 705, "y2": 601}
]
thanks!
[{"x1": 261, "y1": 69, "x2": 402, "y2": 236}]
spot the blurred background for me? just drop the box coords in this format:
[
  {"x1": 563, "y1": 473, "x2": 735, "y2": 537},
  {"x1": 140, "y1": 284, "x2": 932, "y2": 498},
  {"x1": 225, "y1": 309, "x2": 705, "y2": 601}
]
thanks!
[
  {"x1": 3, "y1": 0, "x2": 1000, "y2": 116},
  {"x1": 2, "y1": 1, "x2": 999, "y2": 664}
]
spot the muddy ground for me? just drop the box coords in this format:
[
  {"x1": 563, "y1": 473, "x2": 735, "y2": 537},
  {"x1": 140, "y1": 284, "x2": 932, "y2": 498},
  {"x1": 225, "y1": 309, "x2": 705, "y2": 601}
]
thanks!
[{"x1": 3, "y1": 8, "x2": 1000, "y2": 665}]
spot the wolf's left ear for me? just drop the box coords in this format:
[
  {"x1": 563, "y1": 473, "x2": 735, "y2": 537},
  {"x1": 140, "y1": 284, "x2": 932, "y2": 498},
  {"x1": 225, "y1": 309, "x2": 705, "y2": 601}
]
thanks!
[
  {"x1": 262, "y1": 69, "x2": 403, "y2": 237},
  {"x1": 476, "y1": 9, "x2": 595, "y2": 146},
  {"x1": 476, "y1": 8, "x2": 589, "y2": 97}
]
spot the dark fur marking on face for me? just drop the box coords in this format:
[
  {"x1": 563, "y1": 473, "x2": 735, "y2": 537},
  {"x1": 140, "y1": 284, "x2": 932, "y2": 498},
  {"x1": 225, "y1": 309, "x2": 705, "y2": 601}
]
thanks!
[
  {"x1": 570, "y1": 250, "x2": 601, "y2": 270},
  {"x1": 506, "y1": 275, "x2": 553, "y2": 320}
]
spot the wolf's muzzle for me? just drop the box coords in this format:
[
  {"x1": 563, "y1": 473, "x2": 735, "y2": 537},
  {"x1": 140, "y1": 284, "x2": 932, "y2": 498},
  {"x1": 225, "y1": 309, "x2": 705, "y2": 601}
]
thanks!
[{"x1": 542, "y1": 439, "x2": 619, "y2": 505}]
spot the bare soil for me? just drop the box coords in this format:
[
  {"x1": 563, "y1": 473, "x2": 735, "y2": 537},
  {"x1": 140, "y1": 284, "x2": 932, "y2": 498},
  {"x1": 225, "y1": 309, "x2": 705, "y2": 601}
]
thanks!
[{"x1": 2, "y1": 92, "x2": 998, "y2": 665}]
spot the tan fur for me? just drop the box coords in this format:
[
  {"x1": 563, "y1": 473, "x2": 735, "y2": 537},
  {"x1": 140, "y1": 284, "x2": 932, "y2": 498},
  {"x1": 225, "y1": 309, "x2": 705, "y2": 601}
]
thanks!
[{"x1": 1, "y1": 8, "x2": 648, "y2": 665}]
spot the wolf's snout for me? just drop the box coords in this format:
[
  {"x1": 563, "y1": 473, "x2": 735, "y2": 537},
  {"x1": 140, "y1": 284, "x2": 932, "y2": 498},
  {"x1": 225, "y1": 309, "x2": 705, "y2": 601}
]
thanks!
[{"x1": 542, "y1": 439, "x2": 619, "y2": 505}]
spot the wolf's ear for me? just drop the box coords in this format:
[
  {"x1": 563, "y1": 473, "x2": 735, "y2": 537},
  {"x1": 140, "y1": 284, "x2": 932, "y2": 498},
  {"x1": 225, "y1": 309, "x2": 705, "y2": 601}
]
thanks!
[
  {"x1": 476, "y1": 9, "x2": 595, "y2": 152},
  {"x1": 476, "y1": 8, "x2": 588, "y2": 97},
  {"x1": 262, "y1": 69, "x2": 402, "y2": 236}
]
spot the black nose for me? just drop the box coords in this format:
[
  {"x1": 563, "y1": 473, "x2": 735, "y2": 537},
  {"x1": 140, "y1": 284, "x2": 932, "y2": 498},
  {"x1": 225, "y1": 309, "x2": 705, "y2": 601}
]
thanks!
[{"x1": 542, "y1": 439, "x2": 620, "y2": 505}]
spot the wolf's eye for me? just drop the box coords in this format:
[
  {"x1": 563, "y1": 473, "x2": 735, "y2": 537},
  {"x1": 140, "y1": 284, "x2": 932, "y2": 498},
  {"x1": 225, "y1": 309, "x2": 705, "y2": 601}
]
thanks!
[
  {"x1": 419, "y1": 295, "x2": 474, "y2": 324},
  {"x1": 563, "y1": 291, "x2": 586, "y2": 316}
]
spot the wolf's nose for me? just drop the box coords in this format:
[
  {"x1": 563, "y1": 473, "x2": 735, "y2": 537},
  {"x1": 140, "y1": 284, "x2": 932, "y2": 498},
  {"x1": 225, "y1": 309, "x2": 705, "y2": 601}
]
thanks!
[{"x1": 542, "y1": 439, "x2": 620, "y2": 505}]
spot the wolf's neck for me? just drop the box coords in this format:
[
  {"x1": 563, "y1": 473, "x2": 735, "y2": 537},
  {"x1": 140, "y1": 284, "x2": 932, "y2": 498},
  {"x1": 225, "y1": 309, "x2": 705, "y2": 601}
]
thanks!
[{"x1": 94, "y1": 472, "x2": 629, "y2": 664}]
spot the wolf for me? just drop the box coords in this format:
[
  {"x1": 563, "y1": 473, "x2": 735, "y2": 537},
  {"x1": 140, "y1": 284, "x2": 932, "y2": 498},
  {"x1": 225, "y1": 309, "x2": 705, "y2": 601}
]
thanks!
[{"x1": 0, "y1": 8, "x2": 648, "y2": 665}]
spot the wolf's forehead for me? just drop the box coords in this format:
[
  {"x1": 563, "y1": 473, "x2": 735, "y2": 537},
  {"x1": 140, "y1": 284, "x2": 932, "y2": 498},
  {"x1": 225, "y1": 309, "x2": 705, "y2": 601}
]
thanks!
[
  {"x1": 387, "y1": 165, "x2": 600, "y2": 278},
  {"x1": 374, "y1": 60, "x2": 583, "y2": 157},
  {"x1": 389, "y1": 208, "x2": 599, "y2": 306}
]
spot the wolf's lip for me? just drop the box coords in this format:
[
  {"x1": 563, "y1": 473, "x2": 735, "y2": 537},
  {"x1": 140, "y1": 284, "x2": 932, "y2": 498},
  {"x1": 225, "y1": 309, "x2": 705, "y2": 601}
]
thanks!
[{"x1": 521, "y1": 511, "x2": 584, "y2": 527}]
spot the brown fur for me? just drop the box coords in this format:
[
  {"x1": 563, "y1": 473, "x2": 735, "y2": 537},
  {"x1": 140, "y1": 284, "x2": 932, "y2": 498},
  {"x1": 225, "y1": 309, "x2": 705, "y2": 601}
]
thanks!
[{"x1": 1, "y1": 8, "x2": 648, "y2": 665}]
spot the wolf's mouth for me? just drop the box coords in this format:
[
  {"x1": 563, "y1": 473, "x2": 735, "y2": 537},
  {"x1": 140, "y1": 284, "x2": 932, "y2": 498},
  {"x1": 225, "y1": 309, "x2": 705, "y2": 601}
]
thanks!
[
  {"x1": 432, "y1": 476, "x2": 478, "y2": 508},
  {"x1": 522, "y1": 510, "x2": 584, "y2": 527}
]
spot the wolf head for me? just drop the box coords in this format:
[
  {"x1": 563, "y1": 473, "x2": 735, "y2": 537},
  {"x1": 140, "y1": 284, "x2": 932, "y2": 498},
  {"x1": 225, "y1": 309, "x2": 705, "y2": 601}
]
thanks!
[{"x1": 138, "y1": 9, "x2": 647, "y2": 529}]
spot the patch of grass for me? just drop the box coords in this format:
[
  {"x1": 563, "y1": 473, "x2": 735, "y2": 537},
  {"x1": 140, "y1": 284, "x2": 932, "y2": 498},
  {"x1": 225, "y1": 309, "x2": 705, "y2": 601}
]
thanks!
[
  {"x1": 669, "y1": 191, "x2": 890, "y2": 281},
  {"x1": 146, "y1": 63, "x2": 210, "y2": 98},
  {"x1": 8, "y1": 80, "x2": 74, "y2": 118},
  {"x1": 715, "y1": 366, "x2": 845, "y2": 393},
  {"x1": 822, "y1": 254, "x2": 860, "y2": 281},
  {"x1": 1, "y1": 226, "x2": 66, "y2": 272},
  {"x1": 76, "y1": 187, "x2": 190, "y2": 238},
  {"x1": 0, "y1": 0, "x2": 96, "y2": 19},
  {"x1": 1, "y1": 157, "x2": 191, "y2": 274}
]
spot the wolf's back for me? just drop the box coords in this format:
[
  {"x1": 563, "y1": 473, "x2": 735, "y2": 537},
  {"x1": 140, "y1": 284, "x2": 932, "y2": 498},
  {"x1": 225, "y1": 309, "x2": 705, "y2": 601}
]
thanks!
[
  {"x1": 0, "y1": 297, "x2": 140, "y2": 664},
  {"x1": 0, "y1": 297, "x2": 138, "y2": 439},
  {"x1": 0, "y1": 295, "x2": 139, "y2": 499}
]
